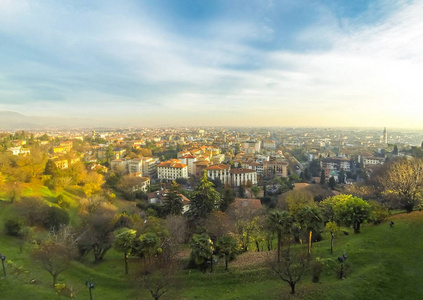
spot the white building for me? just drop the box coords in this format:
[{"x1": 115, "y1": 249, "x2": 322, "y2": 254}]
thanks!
[
  {"x1": 230, "y1": 168, "x2": 258, "y2": 186},
  {"x1": 157, "y1": 159, "x2": 188, "y2": 181},
  {"x1": 205, "y1": 164, "x2": 231, "y2": 185}
]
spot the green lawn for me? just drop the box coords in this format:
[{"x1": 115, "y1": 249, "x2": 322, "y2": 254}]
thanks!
[{"x1": 1, "y1": 200, "x2": 423, "y2": 299}]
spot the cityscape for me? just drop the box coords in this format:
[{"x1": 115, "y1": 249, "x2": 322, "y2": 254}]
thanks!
[{"x1": 1, "y1": 0, "x2": 423, "y2": 299}]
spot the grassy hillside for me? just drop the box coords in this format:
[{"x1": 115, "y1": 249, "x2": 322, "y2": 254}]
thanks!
[{"x1": 1, "y1": 199, "x2": 423, "y2": 300}]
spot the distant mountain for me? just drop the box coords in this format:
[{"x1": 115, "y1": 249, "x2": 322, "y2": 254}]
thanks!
[{"x1": 0, "y1": 110, "x2": 115, "y2": 130}]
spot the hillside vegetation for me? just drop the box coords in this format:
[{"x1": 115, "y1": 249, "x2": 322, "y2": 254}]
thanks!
[{"x1": 1, "y1": 197, "x2": 422, "y2": 300}]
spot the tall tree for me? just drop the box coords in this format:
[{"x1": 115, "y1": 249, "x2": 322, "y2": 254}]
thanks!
[
  {"x1": 320, "y1": 170, "x2": 326, "y2": 185},
  {"x1": 188, "y1": 172, "x2": 220, "y2": 221},
  {"x1": 220, "y1": 188, "x2": 235, "y2": 212},
  {"x1": 295, "y1": 206, "x2": 323, "y2": 255},
  {"x1": 266, "y1": 210, "x2": 293, "y2": 262},
  {"x1": 163, "y1": 181, "x2": 183, "y2": 215},
  {"x1": 114, "y1": 228, "x2": 137, "y2": 274},
  {"x1": 216, "y1": 235, "x2": 238, "y2": 271},
  {"x1": 190, "y1": 233, "x2": 214, "y2": 273}
]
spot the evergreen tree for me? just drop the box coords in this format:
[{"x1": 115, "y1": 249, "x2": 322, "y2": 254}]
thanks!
[
  {"x1": 329, "y1": 176, "x2": 336, "y2": 189},
  {"x1": 320, "y1": 170, "x2": 326, "y2": 185},
  {"x1": 188, "y1": 172, "x2": 220, "y2": 221},
  {"x1": 163, "y1": 181, "x2": 183, "y2": 215},
  {"x1": 220, "y1": 188, "x2": 235, "y2": 212}
]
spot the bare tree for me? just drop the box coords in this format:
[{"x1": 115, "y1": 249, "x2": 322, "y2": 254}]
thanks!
[
  {"x1": 31, "y1": 226, "x2": 78, "y2": 286},
  {"x1": 269, "y1": 244, "x2": 309, "y2": 295}
]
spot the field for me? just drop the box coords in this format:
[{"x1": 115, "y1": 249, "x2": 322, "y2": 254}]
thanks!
[{"x1": 1, "y1": 197, "x2": 423, "y2": 300}]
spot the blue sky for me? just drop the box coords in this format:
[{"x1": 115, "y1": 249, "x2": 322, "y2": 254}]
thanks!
[{"x1": 0, "y1": 0, "x2": 422, "y2": 128}]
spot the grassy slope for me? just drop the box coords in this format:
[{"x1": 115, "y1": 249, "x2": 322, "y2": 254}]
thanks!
[{"x1": 1, "y1": 196, "x2": 423, "y2": 300}]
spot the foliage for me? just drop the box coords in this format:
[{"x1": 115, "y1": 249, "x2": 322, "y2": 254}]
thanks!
[
  {"x1": 113, "y1": 227, "x2": 137, "y2": 274},
  {"x1": 189, "y1": 233, "x2": 214, "y2": 272},
  {"x1": 4, "y1": 218, "x2": 26, "y2": 237},
  {"x1": 188, "y1": 172, "x2": 220, "y2": 221},
  {"x1": 326, "y1": 195, "x2": 372, "y2": 233},
  {"x1": 266, "y1": 210, "x2": 293, "y2": 262},
  {"x1": 163, "y1": 181, "x2": 183, "y2": 215},
  {"x1": 216, "y1": 235, "x2": 238, "y2": 271},
  {"x1": 43, "y1": 206, "x2": 70, "y2": 231},
  {"x1": 219, "y1": 188, "x2": 235, "y2": 212},
  {"x1": 369, "y1": 200, "x2": 390, "y2": 224},
  {"x1": 375, "y1": 157, "x2": 423, "y2": 212}
]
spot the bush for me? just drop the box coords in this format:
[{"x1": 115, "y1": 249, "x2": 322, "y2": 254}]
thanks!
[
  {"x1": 43, "y1": 207, "x2": 70, "y2": 231},
  {"x1": 136, "y1": 201, "x2": 148, "y2": 210},
  {"x1": 310, "y1": 259, "x2": 324, "y2": 283},
  {"x1": 4, "y1": 219, "x2": 25, "y2": 237},
  {"x1": 369, "y1": 200, "x2": 390, "y2": 224}
]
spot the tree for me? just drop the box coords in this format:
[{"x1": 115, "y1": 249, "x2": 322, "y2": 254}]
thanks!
[
  {"x1": 294, "y1": 206, "x2": 323, "y2": 255},
  {"x1": 190, "y1": 233, "x2": 214, "y2": 273},
  {"x1": 78, "y1": 208, "x2": 116, "y2": 263},
  {"x1": 328, "y1": 176, "x2": 336, "y2": 189},
  {"x1": 83, "y1": 171, "x2": 104, "y2": 197},
  {"x1": 238, "y1": 185, "x2": 246, "y2": 198},
  {"x1": 43, "y1": 206, "x2": 70, "y2": 231},
  {"x1": 15, "y1": 197, "x2": 48, "y2": 227},
  {"x1": 338, "y1": 170, "x2": 345, "y2": 184},
  {"x1": 393, "y1": 145, "x2": 399, "y2": 155},
  {"x1": 219, "y1": 188, "x2": 235, "y2": 212},
  {"x1": 376, "y1": 157, "x2": 423, "y2": 213},
  {"x1": 31, "y1": 226, "x2": 77, "y2": 286},
  {"x1": 163, "y1": 181, "x2": 183, "y2": 215},
  {"x1": 216, "y1": 235, "x2": 238, "y2": 271},
  {"x1": 188, "y1": 172, "x2": 220, "y2": 221},
  {"x1": 328, "y1": 195, "x2": 372, "y2": 233},
  {"x1": 266, "y1": 210, "x2": 293, "y2": 262},
  {"x1": 114, "y1": 228, "x2": 137, "y2": 274},
  {"x1": 309, "y1": 159, "x2": 321, "y2": 177},
  {"x1": 320, "y1": 170, "x2": 326, "y2": 185},
  {"x1": 269, "y1": 245, "x2": 309, "y2": 295}
]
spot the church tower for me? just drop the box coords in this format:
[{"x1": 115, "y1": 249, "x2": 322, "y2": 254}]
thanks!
[{"x1": 383, "y1": 127, "x2": 387, "y2": 144}]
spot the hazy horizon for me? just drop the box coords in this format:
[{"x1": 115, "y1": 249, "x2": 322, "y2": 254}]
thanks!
[{"x1": 1, "y1": 0, "x2": 423, "y2": 128}]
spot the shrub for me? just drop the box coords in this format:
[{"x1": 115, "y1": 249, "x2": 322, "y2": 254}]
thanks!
[
  {"x1": 369, "y1": 200, "x2": 390, "y2": 224},
  {"x1": 44, "y1": 207, "x2": 70, "y2": 231},
  {"x1": 4, "y1": 219, "x2": 25, "y2": 237}
]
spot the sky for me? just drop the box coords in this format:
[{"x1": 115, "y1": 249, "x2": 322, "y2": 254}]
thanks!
[{"x1": 0, "y1": 0, "x2": 423, "y2": 128}]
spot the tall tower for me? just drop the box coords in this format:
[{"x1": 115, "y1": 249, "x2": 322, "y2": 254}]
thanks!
[{"x1": 383, "y1": 127, "x2": 387, "y2": 144}]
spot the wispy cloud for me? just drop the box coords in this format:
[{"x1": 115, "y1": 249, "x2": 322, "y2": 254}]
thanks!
[{"x1": 0, "y1": 0, "x2": 422, "y2": 128}]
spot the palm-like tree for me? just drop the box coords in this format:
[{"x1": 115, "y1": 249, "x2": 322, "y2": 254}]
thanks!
[
  {"x1": 267, "y1": 210, "x2": 293, "y2": 262},
  {"x1": 295, "y1": 205, "x2": 323, "y2": 255}
]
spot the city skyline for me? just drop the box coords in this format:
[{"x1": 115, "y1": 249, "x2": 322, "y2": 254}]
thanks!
[{"x1": 1, "y1": 0, "x2": 423, "y2": 128}]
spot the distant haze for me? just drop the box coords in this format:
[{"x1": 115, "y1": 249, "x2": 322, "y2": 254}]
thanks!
[{"x1": 1, "y1": 1, "x2": 423, "y2": 128}]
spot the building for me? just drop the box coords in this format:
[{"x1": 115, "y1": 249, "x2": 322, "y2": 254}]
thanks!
[
  {"x1": 53, "y1": 141, "x2": 73, "y2": 154},
  {"x1": 128, "y1": 158, "x2": 143, "y2": 174},
  {"x1": 320, "y1": 157, "x2": 351, "y2": 178},
  {"x1": 263, "y1": 140, "x2": 276, "y2": 149},
  {"x1": 263, "y1": 160, "x2": 289, "y2": 178},
  {"x1": 204, "y1": 164, "x2": 231, "y2": 185},
  {"x1": 142, "y1": 157, "x2": 159, "y2": 178},
  {"x1": 362, "y1": 156, "x2": 385, "y2": 168},
  {"x1": 54, "y1": 158, "x2": 69, "y2": 169},
  {"x1": 157, "y1": 159, "x2": 188, "y2": 181},
  {"x1": 179, "y1": 155, "x2": 197, "y2": 175},
  {"x1": 230, "y1": 168, "x2": 258, "y2": 186}
]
